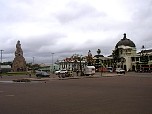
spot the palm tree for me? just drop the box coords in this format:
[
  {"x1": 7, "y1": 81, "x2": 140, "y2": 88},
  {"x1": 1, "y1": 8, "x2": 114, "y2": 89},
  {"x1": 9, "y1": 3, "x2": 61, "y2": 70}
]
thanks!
[{"x1": 97, "y1": 49, "x2": 101, "y2": 55}]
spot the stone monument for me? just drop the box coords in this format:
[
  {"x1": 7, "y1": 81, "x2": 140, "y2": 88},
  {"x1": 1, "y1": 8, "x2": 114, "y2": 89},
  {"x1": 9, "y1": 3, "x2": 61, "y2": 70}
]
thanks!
[{"x1": 12, "y1": 40, "x2": 26, "y2": 71}]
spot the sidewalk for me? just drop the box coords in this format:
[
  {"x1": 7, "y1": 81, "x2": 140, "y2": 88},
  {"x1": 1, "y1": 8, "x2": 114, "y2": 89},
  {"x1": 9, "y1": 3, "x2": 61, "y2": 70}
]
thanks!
[
  {"x1": 94, "y1": 72, "x2": 124, "y2": 77},
  {"x1": 0, "y1": 72, "x2": 124, "y2": 82}
]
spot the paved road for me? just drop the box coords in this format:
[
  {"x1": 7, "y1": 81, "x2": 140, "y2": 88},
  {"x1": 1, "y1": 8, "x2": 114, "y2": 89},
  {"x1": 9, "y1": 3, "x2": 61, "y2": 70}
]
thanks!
[{"x1": 0, "y1": 72, "x2": 152, "y2": 114}]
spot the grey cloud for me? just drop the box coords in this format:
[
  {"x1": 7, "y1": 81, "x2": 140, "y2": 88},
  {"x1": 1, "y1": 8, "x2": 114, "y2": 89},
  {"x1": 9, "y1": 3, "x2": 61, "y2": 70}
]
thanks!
[
  {"x1": 23, "y1": 33, "x2": 67, "y2": 53},
  {"x1": 55, "y1": 1, "x2": 106, "y2": 24},
  {"x1": 2, "y1": 32, "x2": 67, "y2": 63},
  {"x1": 131, "y1": 0, "x2": 152, "y2": 20},
  {"x1": 0, "y1": 37, "x2": 18, "y2": 52},
  {"x1": 125, "y1": 0, "x2": 152, "y2": 50},
  {"x1": 0, "y1": 1, "x2": 28, "y2": 23},
  {"x1": 1, "y1": 0, "x2": 152, "y2": 64},
  {"x1": 0, "y1": 0, "x2": 47, "y2": 23}
]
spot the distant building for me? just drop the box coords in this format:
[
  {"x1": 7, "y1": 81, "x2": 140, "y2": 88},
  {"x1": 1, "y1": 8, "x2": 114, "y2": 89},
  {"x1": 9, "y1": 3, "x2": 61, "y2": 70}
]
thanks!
[
  {"x1": 131, "y1": 49, "x2": 152, "y2": 72},
  {"x1": 93, "y1": 55, "x2": 113, "y2": 71},
  {"x1": 56, "y1": 54, "x2": 87, "y2": 71},
  {"x1": 50, "y1": 64, "x2": 60, "y2": 72},
  {"x1": 112, "y1": 33, "x2": 137, "y2": 71},
  {"x1": 38, "y1": 64, "x2": 60, "y2": 72},
  {"x1": 57, "y1": 33, "x2": 152, "y2": 72},
  {"x1": 0, "y1": 65, "x2": 12, "y2": 73},
  {"x1": 97, "y1": 33, "x2": 152, "y2": 72}
]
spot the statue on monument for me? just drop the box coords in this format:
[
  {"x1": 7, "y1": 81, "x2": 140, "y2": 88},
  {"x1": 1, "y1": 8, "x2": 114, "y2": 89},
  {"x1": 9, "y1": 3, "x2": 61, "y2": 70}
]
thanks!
[
  {"x1": 88, "y1": 50, "x2": 92, "y2": 57},
  {"x1": 12, "y1": 40, "x2": 26, "y2": 72},
  {"x1": 87, "y1": 50, "x2": 93, "y2": 66},
  {"x1": 15, "y1": 40, "x2": 23, "y2": 56}
]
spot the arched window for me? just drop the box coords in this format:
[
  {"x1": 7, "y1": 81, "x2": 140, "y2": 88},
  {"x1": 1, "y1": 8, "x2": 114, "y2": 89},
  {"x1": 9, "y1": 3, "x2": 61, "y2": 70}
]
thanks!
[{"x1": 120, "y1": 50, "x2": 123, "y2": 54}]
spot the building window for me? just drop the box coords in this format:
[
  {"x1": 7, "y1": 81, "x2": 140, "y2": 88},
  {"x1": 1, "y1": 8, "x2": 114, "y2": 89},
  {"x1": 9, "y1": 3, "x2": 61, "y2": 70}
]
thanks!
[
  {"x1": 149, "y1": 56, "x2": 152, "y2": 60},
  {"x1": 136, "y1": 57, "x2": 139, "y2": 61},
  {"x1": 120, "y1": 50, "x2": 123, "y2": 54},
  {"x1": 140, "y1": 56, "x2": 148, "y2": 63},
  {"x1": 131, "y1": 57, "x2": 135, "y2": 62}
]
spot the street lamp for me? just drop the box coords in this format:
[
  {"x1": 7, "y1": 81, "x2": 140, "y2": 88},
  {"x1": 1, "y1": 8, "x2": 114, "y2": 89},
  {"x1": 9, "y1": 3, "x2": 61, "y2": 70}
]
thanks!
[
  {"x1": 79, "y1": 55, "x2": 83, "y2": 76},
  {"x1": 100, "y1": 60, "x2": 103, "y2": 76},
  {"x1": 32, "y1": 57, "x2": 35, "y2": 64},
  {"x1": 0, "y1": 50, "x2": 4, "y2": 64},
  {"x1": 51, "y1": 53, "x2": 54, "y2": 73},
  {"x1": 0, "y1": 50, "x2": 4, "y2": 76},
  {"x1": 121, "y1": 57, "x2": 125, "y2": 69}
]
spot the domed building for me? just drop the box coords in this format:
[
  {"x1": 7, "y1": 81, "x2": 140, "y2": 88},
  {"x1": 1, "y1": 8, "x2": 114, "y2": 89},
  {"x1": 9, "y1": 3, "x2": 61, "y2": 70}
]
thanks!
[
  {"x1": 113, "y1": 33, "x2": 137, "y2": 71},
  {"x1": 56, "y1": 33, "x2": 152, "y2": 73},
  {"x1": 101, "y1": 33, "x2": 152, "y2": 72},
  {"x1": 116, "y1": 33, "x2": 136, "y2": 48}
]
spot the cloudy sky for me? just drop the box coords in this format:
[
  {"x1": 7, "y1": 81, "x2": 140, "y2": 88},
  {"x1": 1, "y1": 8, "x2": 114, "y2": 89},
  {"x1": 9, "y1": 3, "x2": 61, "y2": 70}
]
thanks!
[{"x1": 0, "y1": 0, "x2": 152, "y2": 64}]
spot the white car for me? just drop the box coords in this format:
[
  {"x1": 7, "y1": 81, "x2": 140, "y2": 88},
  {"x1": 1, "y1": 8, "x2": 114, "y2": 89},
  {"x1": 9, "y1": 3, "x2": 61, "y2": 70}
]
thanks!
[
  {"x1": 55, "y1": 70, "x2": 60, "y2": 75},
  {"x1": 55, "y1": 69, "x2": 67, "y2": 75},
  {"x1": 60, "y1": 69, "x2": 68, "y2": 74},
  {"x1": 116, "y1": 68, "x2": 125, "y2": 74}
]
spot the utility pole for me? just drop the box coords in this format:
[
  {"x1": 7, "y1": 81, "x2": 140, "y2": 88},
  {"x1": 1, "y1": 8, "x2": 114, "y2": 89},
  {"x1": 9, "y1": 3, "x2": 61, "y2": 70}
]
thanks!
[
  {"x1": 0, "y1": 50, "x2": 4, "y2": 78},
  {"x1": 100, "y1": 60, "x2": 103, "y2": 76},
  {"x1": 0, "y1": 50, "x2": 4, "y2": 64},
  {"x1": 33, "y1": 57, "x2": 35, "y2": 64},
  {"x1": 51, "y1": 53, "x2": 54, "y2": 73},
  {"x1": 79, "y1": 55, "x2": 83, "y2": 76}
]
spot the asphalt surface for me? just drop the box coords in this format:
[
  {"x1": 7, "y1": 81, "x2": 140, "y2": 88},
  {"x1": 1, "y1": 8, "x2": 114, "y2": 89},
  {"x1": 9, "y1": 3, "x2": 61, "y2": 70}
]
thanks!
[{"x1": 0, "y1": 72, "x2": 152, "y2": 114}]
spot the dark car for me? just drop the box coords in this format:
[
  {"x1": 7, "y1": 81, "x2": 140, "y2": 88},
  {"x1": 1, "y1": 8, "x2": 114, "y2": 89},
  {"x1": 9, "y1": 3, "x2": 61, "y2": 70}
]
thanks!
[{"x1": 36, "y1": 71, "x2": 50, "y2": 77}]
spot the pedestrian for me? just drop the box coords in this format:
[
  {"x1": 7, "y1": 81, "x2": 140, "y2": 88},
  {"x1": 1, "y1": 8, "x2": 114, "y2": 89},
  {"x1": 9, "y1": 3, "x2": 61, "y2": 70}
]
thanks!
[
  {"x1": 0, "y1": 70, "x2": 2, "y2": 78},
  {"x1": 76, "y1": 69, "x2": 79, "y2": 76},
  {"x1": 27, "y1": 70, "x2": 32, "y2": 78}
]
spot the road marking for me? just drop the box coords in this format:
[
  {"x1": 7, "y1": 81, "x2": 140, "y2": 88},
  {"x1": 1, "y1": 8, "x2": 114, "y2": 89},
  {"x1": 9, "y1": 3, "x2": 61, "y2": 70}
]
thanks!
[{"x1": 5, "y1": 95, "x2": 15, "y2": 97}]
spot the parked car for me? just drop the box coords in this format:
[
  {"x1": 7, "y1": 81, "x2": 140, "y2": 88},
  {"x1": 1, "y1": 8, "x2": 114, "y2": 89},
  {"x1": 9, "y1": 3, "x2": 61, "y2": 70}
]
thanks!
[
  {"x1": 60, "y1": 69, "x2": 68, "y2": 74},
  {"x1": 116, "y1": 68, "x2": 125, "y2": 74},
  {"x1": 107, "y1": 67, "x2": 113, "y2": 72},
  {"x1": 55, "y1": 69, "x2": 72, "y2": 78},
  {"x1": 83, "y1": 66, "x2": 95, "y2": 76},
  {"x1": 55, "y1": 70, "x2": 60, "y2": 75},
  {"x1": 55, "y1": 69, "x2": 68, "y2": 75},
  {"x1": 36, "y1": 71, "x2": 50, "y2": 77}
]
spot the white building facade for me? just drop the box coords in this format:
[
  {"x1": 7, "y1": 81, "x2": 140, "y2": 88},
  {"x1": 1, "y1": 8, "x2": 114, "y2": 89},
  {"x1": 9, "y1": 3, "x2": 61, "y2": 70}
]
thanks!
[{"x1": 56, "y1": 33, "x2": 152, "y2": 72}]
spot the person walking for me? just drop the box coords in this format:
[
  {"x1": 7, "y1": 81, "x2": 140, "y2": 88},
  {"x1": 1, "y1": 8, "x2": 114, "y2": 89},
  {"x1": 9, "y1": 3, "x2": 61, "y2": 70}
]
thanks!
[
  {"x1": 0, "y1": 70, "x2": 2, "y2": 78},
  {"x1": 27, "y1": 70, "x2": 32, "y2": 78},
  {"x1": 76, "y1": 69, "x2": 79, "y2": 76}
]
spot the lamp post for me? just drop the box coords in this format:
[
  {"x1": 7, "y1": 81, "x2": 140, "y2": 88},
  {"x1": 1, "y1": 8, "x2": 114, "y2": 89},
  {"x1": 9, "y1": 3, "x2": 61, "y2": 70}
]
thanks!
[
  {"x1": 140, "y1": 46, "x2": 149, "y2": 72},
  {"x1": 121, "y1": 57, "x2": 124, "y2": 69},
  {"x1": 100, "y1": 60, "x2": 103, "y2": 76},
  {"x1": 79, "y1": 55, "x2": 83, "y2": 76},
  {"x1": 32, "y1": 57, "x2": 35, "y2": 64},
  {"x1": 0, "y1": 50, "x2": 4, "y2": 77},
  {"x1": 51, "y1": 53, "x2": 54, "y2": 73},
  {"x1": 0, "y1": 50, "x2": 4, "y2": 64}
]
